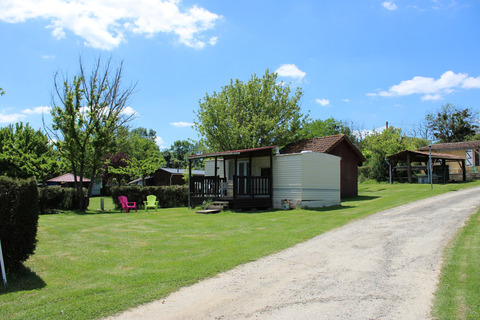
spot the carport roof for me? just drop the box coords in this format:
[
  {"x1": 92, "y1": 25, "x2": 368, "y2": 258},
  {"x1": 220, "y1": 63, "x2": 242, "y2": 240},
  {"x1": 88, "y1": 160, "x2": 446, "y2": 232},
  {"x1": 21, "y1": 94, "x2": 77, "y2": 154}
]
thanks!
[{"x1": 387, "y1": 150, "x2": 465, "y2": 162}]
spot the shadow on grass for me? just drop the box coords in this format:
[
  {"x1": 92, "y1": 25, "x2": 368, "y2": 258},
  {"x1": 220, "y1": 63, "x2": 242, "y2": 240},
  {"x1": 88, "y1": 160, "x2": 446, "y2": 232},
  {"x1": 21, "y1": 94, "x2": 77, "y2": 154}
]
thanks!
[
  {"x1": 301, "y1": 204, "x2": 356, "y2": 212},
  {"x1": 0, "y1": 264, "x2": 46, "y2": 295},
  {"x1": 342, "y1": 195, "x2": 380, "y2": 203},
  {"x1": 40, "y1": 209, "x2": 122, "y2": 216}
]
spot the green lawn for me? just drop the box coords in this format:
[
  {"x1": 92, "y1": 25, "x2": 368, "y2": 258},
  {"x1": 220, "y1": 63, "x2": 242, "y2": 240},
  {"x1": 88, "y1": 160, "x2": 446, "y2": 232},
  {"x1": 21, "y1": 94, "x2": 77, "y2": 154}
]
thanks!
[
  {"x1": 1, "y1": 181, "x2": 480, "y2": 320},
  {"x1": 432, "y1": 208, "x2": 480, "y2": 320}
]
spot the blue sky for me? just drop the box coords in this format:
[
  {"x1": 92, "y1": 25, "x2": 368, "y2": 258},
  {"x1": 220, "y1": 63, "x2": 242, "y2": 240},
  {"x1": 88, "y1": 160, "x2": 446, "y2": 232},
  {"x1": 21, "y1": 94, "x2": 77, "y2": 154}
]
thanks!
[{"x1": 1, "y1": 0, "x2": 479, "y2": 149}]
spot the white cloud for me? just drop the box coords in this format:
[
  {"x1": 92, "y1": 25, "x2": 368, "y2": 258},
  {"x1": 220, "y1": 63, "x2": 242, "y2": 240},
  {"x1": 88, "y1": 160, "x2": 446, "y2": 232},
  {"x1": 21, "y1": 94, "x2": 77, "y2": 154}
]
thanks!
[
  {"x1": 155, "y1": 136, "x2": 167, "y2": 149},
  {"x1": 0, "y1": 112, "x2": 26, "y2": 123},
  {"x1": 0, "y1": 106, "x2": 52, "y2": 123},
  {"x1": 382, "y1": 1, "x2": 398, "y2": 11},
  {"x1": 315, "y1": 98, "x2": 330, "y2": 107},
  {"x1": 368, "y1": 71, "x2": 480, "y2": 100},
  {"x1": 342, "y1": 98, "x2": 350, "y2": 103},
  {"x1": 421, "y1": 94, "x2": 443, "y2": 101},
  {"x1": 275, "y1": 64, "x2": 306, "y2": 81},
  {"x1": 22, "y1": 106, "x2": 51, "y2": 114},
  {"x1": 0, "y1": 0, "x2": 221, "y2": 50},
  {"x1": 121, "y1": 106, "x2": 136, "y2": 116},
  {"x1": 170, "y1": 121, "x2": 193, "y2": 127}
]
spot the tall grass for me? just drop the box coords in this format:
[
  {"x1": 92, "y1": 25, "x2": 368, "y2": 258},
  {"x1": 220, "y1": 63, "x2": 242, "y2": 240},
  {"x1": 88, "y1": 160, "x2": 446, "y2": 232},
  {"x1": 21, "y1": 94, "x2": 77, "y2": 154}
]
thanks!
[
  {"x1": 432, "y1": 208, "x2": 480, "y2": 319},
  {"x1": 1, "y1": 181, "x2": 479, "y2": 319}
]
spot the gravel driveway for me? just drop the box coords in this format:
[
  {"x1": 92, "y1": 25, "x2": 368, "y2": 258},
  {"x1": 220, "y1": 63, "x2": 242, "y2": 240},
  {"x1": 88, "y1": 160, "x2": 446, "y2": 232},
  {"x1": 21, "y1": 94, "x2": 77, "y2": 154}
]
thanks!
[{"x1": 106, "y1": 186, "x2": 480, "y2": 320}]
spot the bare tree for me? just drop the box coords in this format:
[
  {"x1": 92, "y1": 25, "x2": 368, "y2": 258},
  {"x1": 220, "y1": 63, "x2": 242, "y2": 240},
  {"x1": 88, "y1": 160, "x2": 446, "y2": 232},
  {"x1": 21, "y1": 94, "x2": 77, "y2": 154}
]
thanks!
[{"x1": 46, "y1": 57, "x2": 136, "y2": 210}]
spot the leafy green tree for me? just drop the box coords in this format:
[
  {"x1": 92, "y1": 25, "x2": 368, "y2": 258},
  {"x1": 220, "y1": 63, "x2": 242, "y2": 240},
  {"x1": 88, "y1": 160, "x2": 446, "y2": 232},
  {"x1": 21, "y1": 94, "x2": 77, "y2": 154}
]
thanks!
[
  {"x1": 47, "y1": 57, "x2": 136, "y2": 210},
  {"x1": 360, "y1": 127, "x2": 428, "y2": 181},
  {"x1": 105, "y1": 127, "x2": 164, "y2": 185},
  {"x1": 426, "y1": 104, "x2": 478, "y2": 143},
  {"x1": 0, "y1": 87, "x2": 4, "y2": 96},
  {"x1": 194, "y1": 69, "x2": 307, "y2": 151},
  {"x1": 162, "y1": 140, "x2": 204, "y2": 169},
  {"x1": 0, "y1": 122, "x2": 59, "y2": 183},
  {"x1": 300, "y1": 117, "x2": 357, "y2": 143}
]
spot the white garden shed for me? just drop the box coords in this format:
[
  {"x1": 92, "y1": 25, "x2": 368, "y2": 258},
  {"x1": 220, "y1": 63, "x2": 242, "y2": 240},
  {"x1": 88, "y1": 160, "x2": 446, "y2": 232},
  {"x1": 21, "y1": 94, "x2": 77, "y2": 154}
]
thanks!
[{"x1": 272, "y1": 151, "x2": 341, "y2": 209}]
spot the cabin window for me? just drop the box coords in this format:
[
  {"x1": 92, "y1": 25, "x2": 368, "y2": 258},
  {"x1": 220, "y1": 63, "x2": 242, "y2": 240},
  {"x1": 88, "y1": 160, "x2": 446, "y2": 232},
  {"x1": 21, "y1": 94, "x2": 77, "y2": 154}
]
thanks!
[
  {"x1": 260, "y1": 168, "x2": 271, "y2": 177},
  {"x1": 476, "y1": 150, "x2": 480, "y2": 166}
]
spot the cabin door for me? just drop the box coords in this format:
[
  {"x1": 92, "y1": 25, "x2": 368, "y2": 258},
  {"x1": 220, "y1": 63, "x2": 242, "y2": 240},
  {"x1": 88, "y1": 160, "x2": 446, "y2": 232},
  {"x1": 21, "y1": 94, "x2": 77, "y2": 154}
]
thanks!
[{"x1": 237, "y1": 161, "x2": 249, "y2": 195}]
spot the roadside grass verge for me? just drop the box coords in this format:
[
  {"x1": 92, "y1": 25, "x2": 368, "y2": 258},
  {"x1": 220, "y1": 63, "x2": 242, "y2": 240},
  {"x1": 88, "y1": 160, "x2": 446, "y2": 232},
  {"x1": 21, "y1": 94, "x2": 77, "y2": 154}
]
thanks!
[
  {"x1": 1, "y1": 181, "x2": 479, "y2": 319},
  {"x1": 432, "y1": 208, "x2": 480, "y2": 320}
]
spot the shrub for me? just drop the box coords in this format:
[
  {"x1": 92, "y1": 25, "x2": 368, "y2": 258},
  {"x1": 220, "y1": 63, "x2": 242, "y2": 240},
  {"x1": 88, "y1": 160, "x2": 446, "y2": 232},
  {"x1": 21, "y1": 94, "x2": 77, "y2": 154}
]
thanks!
[
  {"x1": 0, "y1": 176, "x2": 39, "y2": 271},
  {"x1": 38, "y1": 187, "x2": 89, "y2": 214},
  {"x1": 110, "y1": 185, "x2": 188, "y2": 209}
]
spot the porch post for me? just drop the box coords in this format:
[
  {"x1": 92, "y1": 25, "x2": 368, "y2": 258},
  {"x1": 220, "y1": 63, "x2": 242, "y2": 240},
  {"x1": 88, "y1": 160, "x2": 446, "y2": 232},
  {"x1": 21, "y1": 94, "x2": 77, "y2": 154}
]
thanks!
[
  {"x1": 388, "y1": 159, "x2": 393, "y2": 184},
  {"x1": 188, "y1": 158, "x2": 192, "y2": 208},
  {"x1": 214, "y1": 156, "x2": 218, "y2": 196},
  {"x1": 269, "y1": 150, "x2": 273, "y2": 208},
  {"x1": 462, "y1": 159, "x2": 466, "y2": 181},
  {"x1": 248, "y1": 152, "x2": 252, "y2": 197},
  {"x1": 234, "y1": 156, "x2": 238, "y2": 208},
  {"x1": 407, "y1": 153, "x2": 412, "y2": 183}
]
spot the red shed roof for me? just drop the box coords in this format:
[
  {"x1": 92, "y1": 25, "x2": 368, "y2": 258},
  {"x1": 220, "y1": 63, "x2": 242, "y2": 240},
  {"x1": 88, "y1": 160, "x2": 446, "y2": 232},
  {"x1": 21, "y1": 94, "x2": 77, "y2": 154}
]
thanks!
[
  {"x1": 280, "y1": 134, "x2": 366, "y2": 162},
  {"x1": 47, "y1": 173, "x2": 91, "y2": 183}
]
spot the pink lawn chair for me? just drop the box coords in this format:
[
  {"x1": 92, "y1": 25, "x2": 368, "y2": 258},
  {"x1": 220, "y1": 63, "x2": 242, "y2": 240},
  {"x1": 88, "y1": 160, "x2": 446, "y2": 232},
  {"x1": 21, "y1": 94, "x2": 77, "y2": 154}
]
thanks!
[{"x1": 118, "y1": 196, "x2": 137, "y2": 213}]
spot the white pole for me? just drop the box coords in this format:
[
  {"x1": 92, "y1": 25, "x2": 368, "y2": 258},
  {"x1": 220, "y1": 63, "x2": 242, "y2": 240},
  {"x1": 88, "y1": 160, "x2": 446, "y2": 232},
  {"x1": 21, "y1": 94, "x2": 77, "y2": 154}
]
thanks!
[
  {"x1": 0, "y1": 239, "x2": 7, "y2": 286},
  {"x1": 429, "y1": 145, "x2": 433, "y2": 190}
]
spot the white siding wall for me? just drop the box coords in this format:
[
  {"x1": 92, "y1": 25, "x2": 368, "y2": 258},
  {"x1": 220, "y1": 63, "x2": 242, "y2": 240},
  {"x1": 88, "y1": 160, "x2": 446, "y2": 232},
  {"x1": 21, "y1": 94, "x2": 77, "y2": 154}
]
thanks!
[
  {"x1": 205, "y1": 157, "x2": 271, "y2": 178},
  {"x1": 205, "y1": 159, "x2": 226, "y2": 177},
  {"x1": 273, "y1": 152, "x2": 340, "y2": 209}
]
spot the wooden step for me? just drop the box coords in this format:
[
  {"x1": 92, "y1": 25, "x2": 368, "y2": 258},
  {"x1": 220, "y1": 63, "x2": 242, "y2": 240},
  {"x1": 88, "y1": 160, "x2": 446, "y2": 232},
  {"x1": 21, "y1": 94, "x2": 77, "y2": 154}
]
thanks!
[
  {"x1": 212, "y1": 201, "x2": 229, "y2": 206},
  {"x1": 207, "y1": 205, "x2": 225, "y2": 210},
  {"x1": 196, "y1": 209, "x2": 221, "y2": 214}
]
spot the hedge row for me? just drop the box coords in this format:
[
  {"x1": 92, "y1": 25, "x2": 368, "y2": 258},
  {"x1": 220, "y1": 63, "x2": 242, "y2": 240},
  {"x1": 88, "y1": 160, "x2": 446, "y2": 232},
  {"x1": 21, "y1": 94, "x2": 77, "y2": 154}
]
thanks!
[
  {"x1": 38, "y1": 187, "x2": 89, "y2": 214},
  {"x1": 0, "y1": 176, "x2": 39, "y2": 271},
  {"x1": 110, "y1": 185, "x2": 188, "y2": 209}
]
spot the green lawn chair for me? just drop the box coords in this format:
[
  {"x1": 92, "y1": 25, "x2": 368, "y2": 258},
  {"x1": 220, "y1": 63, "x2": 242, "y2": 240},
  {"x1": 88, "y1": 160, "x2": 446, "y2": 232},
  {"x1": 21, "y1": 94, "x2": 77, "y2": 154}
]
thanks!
[{"x1": 144, "y1": 195, "x2": 159, "y2": 212}]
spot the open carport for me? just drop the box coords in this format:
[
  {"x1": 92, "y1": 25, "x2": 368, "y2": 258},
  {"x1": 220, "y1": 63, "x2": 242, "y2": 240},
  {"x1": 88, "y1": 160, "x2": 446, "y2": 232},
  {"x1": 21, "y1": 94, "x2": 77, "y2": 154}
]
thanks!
[{"x1": 386, "y1": 150, "x2": 466, "y2": 184}]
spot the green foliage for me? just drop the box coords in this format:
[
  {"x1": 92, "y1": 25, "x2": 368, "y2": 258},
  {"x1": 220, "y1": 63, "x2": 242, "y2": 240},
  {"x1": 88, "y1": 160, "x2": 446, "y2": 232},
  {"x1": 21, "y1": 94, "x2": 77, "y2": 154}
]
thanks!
[
  {"x1": 38, "y1": 187, "x2": 89, "y2": 214},
  {"x1": 194, "y1": 69, "x2": 307, "y2": 151},
  {"x1": 48, "y1": 57, "x2": 136, "y2": 210},
  {"x1": 105, "y1": 127, "x2": 164, "y2": 184},
  {"x1": 300, "y1": 117, "x2": 357, "y2": 142},
  {"x1": 110, "y1": 185, "x2": 188, "y2": 208},
  {"x1": 0, "y1": 122, "x2": 59, "y2": 183},
  {"x1": 162, "y1": 139, "x2": 204, "y2": 169},
  {"x1": 359, "y1": 127, "x2": 428, "y2": 181},
  {"x1": 426, "y1": 104, "x2": 479, "y2": 143},
  {"x1": 0, "y1": 176, "x2": 39, "y2": 271}
]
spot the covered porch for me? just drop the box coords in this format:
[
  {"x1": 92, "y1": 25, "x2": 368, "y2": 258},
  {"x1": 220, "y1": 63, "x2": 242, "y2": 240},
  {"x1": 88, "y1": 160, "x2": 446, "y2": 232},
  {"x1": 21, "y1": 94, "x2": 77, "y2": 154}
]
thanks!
[
  {"x1": 386, "y1": 150, "x2": 466, "y2": 184},
  {"x1": 187, "y1": 146, "x2": 277, "y2": 210}
]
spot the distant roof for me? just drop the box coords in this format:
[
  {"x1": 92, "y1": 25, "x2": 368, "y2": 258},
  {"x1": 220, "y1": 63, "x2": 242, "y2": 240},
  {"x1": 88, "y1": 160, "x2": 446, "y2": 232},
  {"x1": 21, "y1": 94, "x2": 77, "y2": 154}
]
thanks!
[
  {"x1": 387, "y1": 150, "x2": 465, "y2": 161},
  {"x1": 418, "y1": 140, "x2": 480, "y2": 151},
  {"x1": 280, "y1": 134, "x2": 366, "y2": 162},
  {"x1": 128, "y1": 176, "x2": 153, "y2": 184},
  {"x1": 160, "y1": 168, "x2": 205, "y2": 175},
  {"x1": 47, "y1": 173, "x2": 91, "y2": 183},
  {"x1": 187, "y1": 146, "x2": 278, "y2": 160}
]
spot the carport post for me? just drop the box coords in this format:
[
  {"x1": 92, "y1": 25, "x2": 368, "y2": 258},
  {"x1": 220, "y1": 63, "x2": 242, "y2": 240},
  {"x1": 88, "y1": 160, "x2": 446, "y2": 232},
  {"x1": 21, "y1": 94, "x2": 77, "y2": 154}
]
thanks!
[{"x1": 429, "y1": 145, "x2": 433, "y2": 190}]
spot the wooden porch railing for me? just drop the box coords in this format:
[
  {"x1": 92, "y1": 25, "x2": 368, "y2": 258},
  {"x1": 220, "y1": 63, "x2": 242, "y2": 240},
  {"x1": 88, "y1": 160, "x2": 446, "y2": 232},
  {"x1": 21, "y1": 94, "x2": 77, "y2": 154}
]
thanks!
[
  {"x1": 190, "y1": 176, "x2": 227, "y2": 198},
  {"x1": 235, "y1": 176, "x2": 271, "y2": 196}
]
